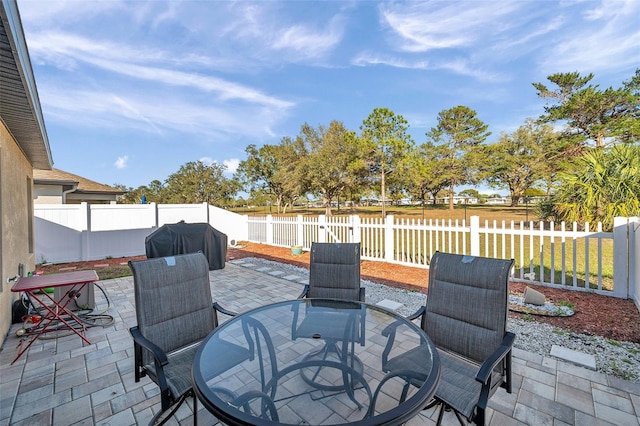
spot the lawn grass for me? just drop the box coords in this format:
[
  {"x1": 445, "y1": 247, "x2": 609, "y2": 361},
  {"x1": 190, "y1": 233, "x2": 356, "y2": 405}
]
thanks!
[
  {"x1": 233, "y1": 204, "x2": 615, "y2": 291},
  {"x1": 95, "y1": 265, "x2": 133, "y2": 280}
]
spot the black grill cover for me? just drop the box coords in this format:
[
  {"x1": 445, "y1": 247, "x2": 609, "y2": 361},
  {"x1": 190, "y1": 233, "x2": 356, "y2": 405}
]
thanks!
[{"x1": 145, "y1": 222, "x2": 227, "y2": 270}]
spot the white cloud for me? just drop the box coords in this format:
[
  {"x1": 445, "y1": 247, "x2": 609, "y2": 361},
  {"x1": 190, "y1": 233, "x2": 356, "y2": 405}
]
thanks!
[
  {"x1": 379, "y1": 2, "x2": 523, "y2": 52},
  {"x1": 37, "y1": 82, "x2": 283, "y2": 141},
  {"x1": 436, "y1": 59, "x2": 506, "y2": 83},
  {"x1": 25, "y1": 32, "x2": 294, "y2": 110},
  {"x1": 539, "y1": 0, "x2": 640, "y2": 73},
  {"x1": 223, "y1": 158, "x2": 240, "y2": 174},
  {"x1": 352, "y1": 52, "x2": 504, "y2": 83},
  {"x1": 18, "y1": 0, "x2": 122, "y2": 26},
  {"x1": 374, "y1": 1, "x2": 639, "y2": 83},
  {"x1": 270, "y1": 16, "x2": 344, "y2": 60},
  {"x1": 199, "y1": 157, "x2": 215, "y2": 166},
  {"x1": 196, "y1": 157, "x2": 239, "y2": 174},
  {"x1": 214, "y1": 3, "x2": 346, "y2": 63},
  {"x1": 114, "y1": 155, "x2": 128, "y2": 169},
  {"x1": 352, "y1": 52, "x2": 430, "y2": 69}
]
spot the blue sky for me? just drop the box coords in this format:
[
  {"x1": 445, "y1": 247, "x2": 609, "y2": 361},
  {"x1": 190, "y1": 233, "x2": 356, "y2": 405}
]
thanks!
[{"x1": 18, "y1": 0, "x2": 640, "y2": 193}]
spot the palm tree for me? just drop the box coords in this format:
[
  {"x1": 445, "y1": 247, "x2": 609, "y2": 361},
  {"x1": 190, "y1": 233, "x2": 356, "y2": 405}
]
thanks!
[{"x1": 550, "y1": 144, "x2": 640, "y2": 230}]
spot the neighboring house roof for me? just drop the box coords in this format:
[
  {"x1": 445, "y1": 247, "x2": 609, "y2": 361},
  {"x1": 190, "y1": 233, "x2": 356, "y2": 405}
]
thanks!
[
  {"x1": 34, "y1": 168, "x2": 125, "y2": 196},
  {"x1": 0, "y1": 0, "x2": 53, "y2": 169}
]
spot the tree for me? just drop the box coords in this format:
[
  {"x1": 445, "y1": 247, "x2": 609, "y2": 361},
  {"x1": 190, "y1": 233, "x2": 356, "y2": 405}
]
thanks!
[
  {"x1": 406, "y1": 142, "x2": 449, "y2": 206},
  {"x1": 481, "y1": 119, "x2": 555, "y2": 206},
  {"x1": 113, "y1": 182, "x2": 163, "y2": 204},
  {"x1": 113, "y1": 183, "x2": 136, "y2": 204},
  {"x1": 426, "y1": 106, "x2": 490, "y2": 210},
  {"x1": 236, "y1": 141, "x2": 302, "y2": 214},
  {"x1": 297, "y1": 121, "x2": 365, "y2": 216},
  {"x1": 163, "y1": 161, "x2": 237, "y2": 205},
  {"x1": 548, "y1": 144, "x2": 640, "y2": 230},
  {"x1": 458, "y1": 189, "x2": 479, "y2": 199},
  {"x1": 360, "y1": 108, "x2": 414, "y2": 217},
  {"x1": 533, "y1": 69, "x2": 640, "y2": 149},
  {"x1": 144, "y1": 180, "x2": 167, "y2": 203}
]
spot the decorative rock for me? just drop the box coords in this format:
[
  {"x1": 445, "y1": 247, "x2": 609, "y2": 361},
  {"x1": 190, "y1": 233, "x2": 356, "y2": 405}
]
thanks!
[
  {"x1": 523, "y1": 286, "x2": 545, "y2": 306},
  {"x1": 229, "y1": 257, "x2": 640, "y2": 383}
]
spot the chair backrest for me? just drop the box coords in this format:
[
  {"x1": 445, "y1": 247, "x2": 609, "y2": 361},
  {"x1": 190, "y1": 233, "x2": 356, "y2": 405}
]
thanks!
[
  {"x1": 130, "y1": 253, "x2": 216, "y2": 359},
  {"x1": 307, "y1": 242, "x2": 362, "y2": 301},
  {"x1": 424, "y1": 251, "x2": 513, "y2": 364}
]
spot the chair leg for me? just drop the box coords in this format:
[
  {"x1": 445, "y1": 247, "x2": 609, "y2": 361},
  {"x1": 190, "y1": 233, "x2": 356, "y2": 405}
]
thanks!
[
  {"x1": 152, "y1": 392, "x2": 189, "y2": 426},
  {"x1": 193, "y1": 391, "x2": 198, "y2": 426},
  {"x1": 435, "y1": 402, "x2": 446, "y2": 426},
  {"x1": 505, "y1": 352, "x2": 513, "y2": 393},
  {"x1": 432, "y1": 400, "x2": 467, "y2": 426}
]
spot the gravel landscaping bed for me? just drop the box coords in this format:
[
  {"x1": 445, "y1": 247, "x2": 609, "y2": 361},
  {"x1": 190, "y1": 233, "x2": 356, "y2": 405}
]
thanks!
[{"x1": 236, "y1": 257, "x2": 640, "y2": 383}]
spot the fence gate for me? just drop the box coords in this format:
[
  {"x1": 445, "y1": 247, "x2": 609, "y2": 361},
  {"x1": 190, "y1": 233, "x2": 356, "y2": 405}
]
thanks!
[{"x1": 317, "y1": 215, "x2": 359, "y2": 244}]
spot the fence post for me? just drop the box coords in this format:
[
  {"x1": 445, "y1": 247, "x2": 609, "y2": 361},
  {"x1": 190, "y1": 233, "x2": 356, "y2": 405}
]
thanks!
[
  {"x1": 242, "y1": 215, "x2": 250, "y2": 242},
  {"x1": 350, "y1": 215, "x2": 361, "y2": 244},
  {"x1": 470, "y1": 215, "x2": 480, "y2": 256},
  {"x1": 385, "y1": 215, "x2": 395, "y2": 262},
  {"x1": 80, "y1": 202, "x2": 89, "y2": 231},
  {"x1": 202, "y1": 202, "x2": 210, "y2": 223},
  {"x1": 297, "y1": 215, "x2": 304, "y2": 246},
  {"x1": 613, "y1": 217, "x2": 629, "y2": 299},
  {"x1": 630, "y1": 217, "x2": 638, "y2": 306},
  {"x1": 81, "y1": 203, "x2": 90, "y2": 260},
  {"x1": 318, "y1": 215, "x2": 327, "y2": 243},
  {"x1": 151, "y1": 202, "x2": 158, "y2": 228},
  {"x1": 266, "y1": 215, "x2": 273, "y2": 246}
]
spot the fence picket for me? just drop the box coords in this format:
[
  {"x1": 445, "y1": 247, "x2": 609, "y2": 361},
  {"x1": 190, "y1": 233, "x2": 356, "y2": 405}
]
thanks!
[{"x1": 34, "y1": 203, "x2": 635, "y2": 299}]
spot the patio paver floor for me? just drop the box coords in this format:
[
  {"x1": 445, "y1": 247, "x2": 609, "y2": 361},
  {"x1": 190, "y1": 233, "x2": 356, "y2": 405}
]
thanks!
[{"x1": 1, "y1": 260, "x2": 638, "y2": 425}]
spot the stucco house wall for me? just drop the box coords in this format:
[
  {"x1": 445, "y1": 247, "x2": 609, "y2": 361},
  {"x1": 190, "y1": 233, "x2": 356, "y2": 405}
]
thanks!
[
  {"x1": 33, "y1": 183, "x2": 65, "y2": 204},
  {"x1": 0, "y1": 121, "x2": 35, "y2": 343},
  {"x1": 1, "y1": 0, "x2": 54, "y2": 345}
]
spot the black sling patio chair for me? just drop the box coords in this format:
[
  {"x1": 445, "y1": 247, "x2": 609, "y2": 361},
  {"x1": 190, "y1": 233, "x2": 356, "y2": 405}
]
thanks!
[
  {"x1": 297, "y1": 242, "x2": 364, "y2": 302},
  {"x1": 129, "y1": 253, "x2": 252, "y2": 426},
  {"x1": 381, "y1": 251, "x2": 515, "y2": 426},
  {"x1": 291, "y1": 242, "x2": 366, "y2": 395}
]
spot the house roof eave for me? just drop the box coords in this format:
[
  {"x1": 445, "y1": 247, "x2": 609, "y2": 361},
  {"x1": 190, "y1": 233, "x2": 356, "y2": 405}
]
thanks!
[{"x1": 0, "y1": 0, "x2": 53, "y2": 169}]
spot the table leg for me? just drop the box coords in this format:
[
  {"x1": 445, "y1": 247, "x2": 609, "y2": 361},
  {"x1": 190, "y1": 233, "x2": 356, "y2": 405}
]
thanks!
[{"x1": 12, "y1": 284, "x2": 92, "y2": 364}]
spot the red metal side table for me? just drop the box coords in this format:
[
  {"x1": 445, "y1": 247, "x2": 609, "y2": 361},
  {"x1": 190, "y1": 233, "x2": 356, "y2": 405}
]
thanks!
[{"x1": 11, "y1": 270, "x2": 99, "y2": 364}]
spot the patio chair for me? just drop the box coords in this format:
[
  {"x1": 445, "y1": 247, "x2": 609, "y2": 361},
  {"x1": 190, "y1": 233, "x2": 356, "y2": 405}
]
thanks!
[
  {"x1": 291, "y1": 243, "x2": 366, "y2": 396},
  {"x1": 297, "y1": 242, "x2": 364, "y2": 301},
  {"x1": 129, "y1": 253, "x2": 252, "y2": 426},
  {"x1": 381, "y1": 251, "x2": 515, "y2": 426}
]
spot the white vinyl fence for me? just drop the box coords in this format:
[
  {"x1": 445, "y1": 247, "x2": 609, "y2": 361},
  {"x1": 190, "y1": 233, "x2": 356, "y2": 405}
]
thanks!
[
  {"x1": 34, "y1": 203, "x2": 638, "y2": 303},
  {"x1": 34, "y1": 202, "x2": 247, "y2": 264},
  {"x1": 246, "y1": 214, "x2": 638, "y2": 301}
]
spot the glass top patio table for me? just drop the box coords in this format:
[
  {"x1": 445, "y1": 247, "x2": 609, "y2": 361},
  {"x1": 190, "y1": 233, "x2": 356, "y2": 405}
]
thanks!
[{"x1": 192, "y1": 299, "x2": 440, "y2": 426}]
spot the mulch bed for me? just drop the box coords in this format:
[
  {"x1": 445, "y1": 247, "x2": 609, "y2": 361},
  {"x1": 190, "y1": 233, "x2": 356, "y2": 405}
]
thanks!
[
  {"x1": 227, "y1": 243, "x2": 640, "y2": 343},
  {"x1": 36, "y1": 243, "x2": 640, "y2": 343}
]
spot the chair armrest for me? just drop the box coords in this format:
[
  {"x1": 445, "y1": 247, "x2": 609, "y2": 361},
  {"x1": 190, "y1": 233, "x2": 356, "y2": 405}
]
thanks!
[
  {"x1": 407, "y1": 305, "x2": 426, "y2": 322},
  {"x1": 380, "y1": 319, "x2": 405, "y2": 367},
  {"x1": 297, "y1": 285, "x2": 309, "y2": 299},
  {"x1": 130, "y1": 326, "x2": 169, "y2": 366},
  {"x1": 213, "y1": 302, "x2": 238, "y2": 317},
  {"x1": 381, "y1": 305, "x2": 427, "y2": 367},
  {"x1": 475, "y1": 332, "x2": 515, "y2": 385}
]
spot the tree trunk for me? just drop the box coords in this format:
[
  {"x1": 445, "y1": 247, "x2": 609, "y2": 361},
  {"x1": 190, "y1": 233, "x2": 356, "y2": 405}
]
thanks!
[
  {"x1": 323, "y1": 195, "x2": 332, "y2": 216},
  {"x1": 276, "y1": 196, "x2": 282, "y2": 214},
  {"x1": 448, "y1": 184, "x2": 455, "y2": 210}
]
